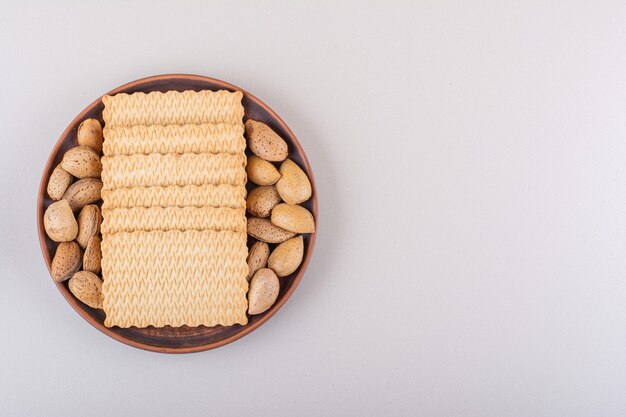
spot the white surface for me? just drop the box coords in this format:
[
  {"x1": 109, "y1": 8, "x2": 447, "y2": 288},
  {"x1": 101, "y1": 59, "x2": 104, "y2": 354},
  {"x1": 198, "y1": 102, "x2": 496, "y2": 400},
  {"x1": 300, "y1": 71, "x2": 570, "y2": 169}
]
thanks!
[{"x1": 1, "y1": 1, "x2": 626, "y2": 416}]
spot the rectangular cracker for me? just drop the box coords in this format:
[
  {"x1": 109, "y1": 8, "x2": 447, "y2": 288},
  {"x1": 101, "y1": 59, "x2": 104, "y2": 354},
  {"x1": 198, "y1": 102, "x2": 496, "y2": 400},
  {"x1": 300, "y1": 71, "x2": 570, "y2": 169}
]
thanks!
[
  {"x1": 101, "y1": 184, "x2": 246, "y2": 210},
  {"x1": 101, "y1": 89, "x2": 249, "y2": 329},
  {"x1": 102, "y1": 90, "x2": 244, "y2": 128},
  {"x1": 102, "y1": 124, "x2": 245, "y2": 156},
  {"x1": 102, "y1": 230, "x2": 249, "y2": 328},
  {"x1": 101, "y1": 206, "x2": 246, "y2": 234},
  {"x1": 101, "y1": 153, "x2": 246, "y2": 189}
]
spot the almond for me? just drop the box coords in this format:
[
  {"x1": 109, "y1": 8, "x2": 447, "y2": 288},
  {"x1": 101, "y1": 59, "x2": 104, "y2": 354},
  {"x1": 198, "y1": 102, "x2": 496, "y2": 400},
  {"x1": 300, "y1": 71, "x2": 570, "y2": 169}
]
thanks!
[
  {"x1": 268, "y1": 236, "x2": 304, "y2": 277},
  {"x1": 246, "y1": 185, "x2": 281, "y2": 218},
  {"x1": 47, "y1": 164, "x2": 72, "y2": 201},
  {"x1": 76, "y1": 205, "x2": 101, "y2": 249},
  {"x1": 50, "y1": 241, "x2": 82, "y2": 282},
  {"x1": 77, "y1": 118, "x2": 103, "y2": 153},
  {"x1": 247, "y1": 217, "x2": 296, "y2": 243},
  {"x1": 245, "y1": 120, "x2": 288, "y2": 162},
  {"x1": 83, "y1": 235, "x2": 102, "y2": 274},
  {"x1": 248, "y1": 268, "x2": 280, "y2": 315},
  {"x1": 61, "y1": 146, "x2": 102, "y2": 178},
  {"x1": 246, "y1": 155, "x2": 281, "y2": 186},
  {"x1": 271, "y1": 203, "x2": 315, "y2": 233},
  {"x1": 68, "y1": 271, "x2": 103, "y2": 309},
  {"x1": 62, "y1": 178, "x2": 102, "y2": 211},
  {"x1": 43, "y1": 200, "x2": 78, "y2": 242},
  {"x1": 276, "y1": 159, "x2": 312, "y2": 205},
  {"x1": 247, "y1": 241, "x2": 270, "y2": 280}
]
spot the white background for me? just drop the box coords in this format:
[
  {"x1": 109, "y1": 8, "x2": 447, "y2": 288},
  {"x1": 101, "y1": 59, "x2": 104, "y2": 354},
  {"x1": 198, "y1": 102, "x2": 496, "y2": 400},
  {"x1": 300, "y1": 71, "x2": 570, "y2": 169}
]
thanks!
[{"x1": 1, "y1": 1, "x2": 626, "y2": 416}]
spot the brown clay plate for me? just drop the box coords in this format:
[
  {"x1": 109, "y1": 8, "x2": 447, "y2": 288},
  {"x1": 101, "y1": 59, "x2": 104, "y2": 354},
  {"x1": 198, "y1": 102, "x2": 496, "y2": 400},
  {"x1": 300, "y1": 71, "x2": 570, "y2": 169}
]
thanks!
[{"x1": 37, "y1": 74, "x2": 317, "y2": 353}]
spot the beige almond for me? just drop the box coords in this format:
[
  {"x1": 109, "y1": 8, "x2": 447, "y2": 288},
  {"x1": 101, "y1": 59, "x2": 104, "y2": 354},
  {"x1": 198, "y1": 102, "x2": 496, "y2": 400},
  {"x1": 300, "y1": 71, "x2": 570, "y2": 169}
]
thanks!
[
  {"x1": 276, "y1": 159, "x2": 312, "y2": 205},
  {"x1": 268, "y1": 236, "x2": 304, "y2": 277},
  {"x1": 77, "y1": 118, "x2": 103, "y2": 153},
  {"x1": 47, "y1": 165, "x2": 72, "y2": 201},
  {"x1": 246, "y1": 155, "x2": 281, "y2": 186},
  {"x1": 245, "y1": 120, "x2": 288, "y2": 162},
  {"x1": 68, "y1": 271, "x2": 103, "y2": 309},
  {"x1": 61, "y1": 146, "x2": 102, "y2": 178},
  {"x1": 246, "y1": 185, "x2": 281, "y2": 218},
  {"x1": 62, "y1": 178, "x2": 102, "y2": 211},
  {"x1": 76, "y1": 205, "x2": 101, "y2": 249},
  {"x1": 50, "y1": 241, "x2": 82, "y2": 282},
  {"x1": 43, "y1": 200, "x2": 78, "y2": 242},
  {"x1": 248, "y1": 268, "x2": 280, "y2": 315},
  {"x1": 247, "y1": 241, "x2": 270, "y2": 280},
  {"x1": 83, "y1": 235, "x2": 102, "y2": 274},
  {"x1": 271, "y1": 203, "x2": 315, "y2": 233},
  {"x1": 247, "y1": 217, "x2": 296, "y2": 243}
]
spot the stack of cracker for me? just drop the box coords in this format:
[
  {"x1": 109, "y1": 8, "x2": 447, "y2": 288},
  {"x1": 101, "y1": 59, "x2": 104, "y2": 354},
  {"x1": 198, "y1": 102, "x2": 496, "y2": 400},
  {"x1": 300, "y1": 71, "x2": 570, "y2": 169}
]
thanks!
[{"x1": 100, "y1": 90, "x2": 249, "y2": 328}]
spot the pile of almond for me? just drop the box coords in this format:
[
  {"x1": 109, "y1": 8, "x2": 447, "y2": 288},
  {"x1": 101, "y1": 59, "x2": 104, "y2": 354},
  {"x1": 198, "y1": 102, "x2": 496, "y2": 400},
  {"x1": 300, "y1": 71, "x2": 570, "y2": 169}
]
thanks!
[
  {"x1": 244, "y1": 120, "x2": 315, "y2": 315},
  {"x1": 44, "y1": 119, "x2": 105, "y2": 309}
]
